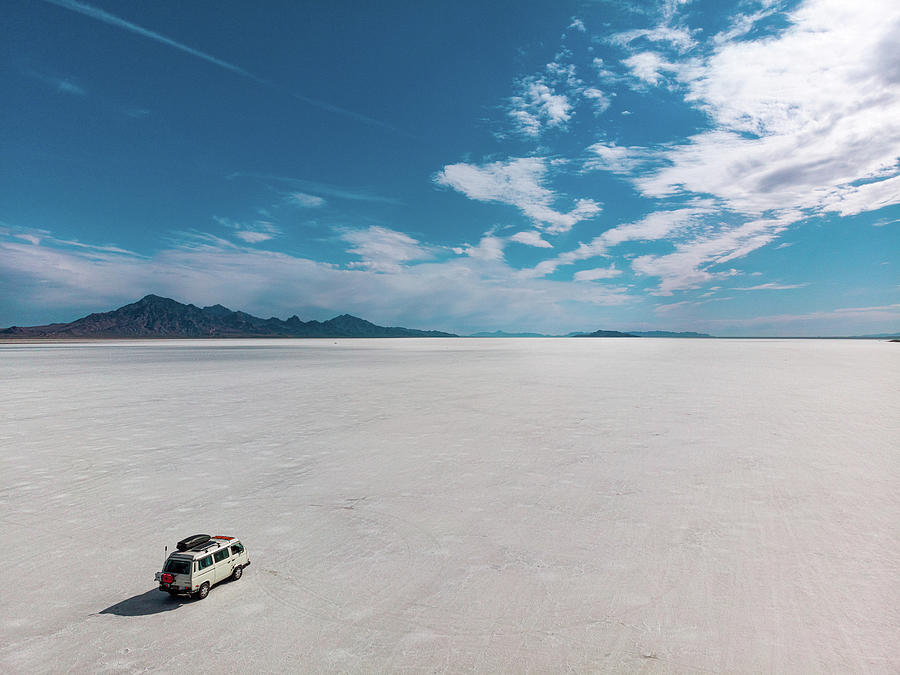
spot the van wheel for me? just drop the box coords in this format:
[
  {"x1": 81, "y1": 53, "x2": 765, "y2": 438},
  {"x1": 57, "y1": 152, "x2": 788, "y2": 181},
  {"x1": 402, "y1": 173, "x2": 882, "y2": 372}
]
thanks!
[
  {"x1": 196, "y1": 582, "x2": 210, "y2": 600},
  {"x1": 232, "y1": 565, "x2": 243, "y2": 581}
]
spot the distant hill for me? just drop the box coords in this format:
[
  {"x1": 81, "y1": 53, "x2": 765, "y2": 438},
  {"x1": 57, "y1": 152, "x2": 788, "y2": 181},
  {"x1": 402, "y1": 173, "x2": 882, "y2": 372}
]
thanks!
[
  {"x1": 629, "y1": 330, "x2": 713, "y2": 338},
  {"x1": 470, "y1": 329, "x2": 716, "y2": 338},
  {"x1": 571, "y1": 329, "x2": 639, "y2": 338},
  {"x1": 468, "y1": 330, "x2": 553, "y2": 338},
  {"x1": 0, "y1": 295, "x2": 457, "y2": 339}
]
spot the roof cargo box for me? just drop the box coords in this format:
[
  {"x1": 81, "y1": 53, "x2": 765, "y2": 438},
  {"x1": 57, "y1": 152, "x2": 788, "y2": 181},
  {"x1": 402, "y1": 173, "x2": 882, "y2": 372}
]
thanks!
[{"x1": 177, "y1": 534, "x2": 211, "y2": 551}]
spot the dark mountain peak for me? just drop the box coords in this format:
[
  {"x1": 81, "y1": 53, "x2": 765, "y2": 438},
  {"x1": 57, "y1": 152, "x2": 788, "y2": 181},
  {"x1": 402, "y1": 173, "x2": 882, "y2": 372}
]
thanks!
[
  {"x1": 2, "y1": 296, "x2": 455, "y2": 338},
  {"x1": 327, "y1": 314, "x2": 374, "y2": 326},
  {"x1": 135, "y1": 294, "x2": 182, "y2": 307},
  {"x1": 202, "y1": 303, "x2": 232, "y2": 313}
]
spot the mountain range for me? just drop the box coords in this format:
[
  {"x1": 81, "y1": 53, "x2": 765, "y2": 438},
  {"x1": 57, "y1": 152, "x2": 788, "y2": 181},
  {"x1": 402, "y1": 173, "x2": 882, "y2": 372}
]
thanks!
[
  {"x1": 0, "y1": 295, "x2": 457, "y2": 339},
  {"x1": 4, "y1": 296, "x2": 892, "y2": 340}
]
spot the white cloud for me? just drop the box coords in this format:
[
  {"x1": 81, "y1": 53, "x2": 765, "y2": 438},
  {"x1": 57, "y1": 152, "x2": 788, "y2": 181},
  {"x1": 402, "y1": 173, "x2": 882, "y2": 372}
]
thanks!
[
  {"x1": 568, "y1": 17, "x2": 586, "y2": 33},
  {"x1": 636, "y1": 0, "x2": 900, "y2": 218},
  {"x1": 584, "y1": 142, "x2": 650, "y2": 174},
  {"x1": 821, "y1": 175, "x2": 900, "y2": 218},
  {"x1": 509, "y1": 80, "x2": 573, "y2": 136},
  {"x1": 622, "y1": 51, "x2": 690, "y2": 86},
  {"x1": 234, "y1": 231, "x2": 274, "y2": 244},
  {"x1": 603, "y1": 206, "x2": 712, "y2": 246},
  {"x1": 510, "y1": 231, "x2": 553, "y2": 248},
  {"x1": 582, "y1": 88, "x2": 611, "y2": 115},
  {"x1": 289, "y1": 192, "x2": 326, "y2": 208},
  {"x1": 527, "y1": 206, "x2": 795, "y2": 295},
  {"x1": 712, "y1": 6, "x2": 779, "y2": 46},
  {"x1": 13, "y1": 233, "x2": 44, "y2": 246},
  {"x1": 434, "y1": 157, "x2": 601, "y2": 233},
  {"x1": 592, "y1": 57, "x2": 621, "y2": 82},
  {"x1": 214, "y1": 217, "x2": 281, "y2": 244},
  {"x1": 611, "y1": 26, "x2": 696, "y2": 52},
  {"x1": 506, "y1": 51, "x2": 613, "y2": 135},
  {"x1": 521, "y1": 206, "x2": 711, "y2": 279},
  {"x1": 585, "y1": 0, "x2": 900, "y2": 298},
  {"x1": 661, "y1": 0, "x2": 693, "y2": 23},
  {"x1": 629, "y1": 212, "x2": 796, "y2": 294},
  {"x1": 574, "y1": 265, "x2": 622, "y2": 281},
  {"x1": 340, "y1": 226, "x2": 433, "y2": 272},
  {"x1": 461, "y1": 235, "x2": 506, "y2": 262}
]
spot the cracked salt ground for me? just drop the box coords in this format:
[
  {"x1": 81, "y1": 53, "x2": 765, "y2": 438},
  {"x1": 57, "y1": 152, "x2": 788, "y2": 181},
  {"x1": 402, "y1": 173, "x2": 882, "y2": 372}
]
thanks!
[{"x1": 1, "y1": 338, "x2": 898, "y2": 672}]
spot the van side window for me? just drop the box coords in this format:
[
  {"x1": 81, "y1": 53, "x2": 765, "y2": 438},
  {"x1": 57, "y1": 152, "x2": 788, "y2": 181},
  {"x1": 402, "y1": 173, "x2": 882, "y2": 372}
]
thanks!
[
  {"x1": 213, "y1": 548, "x2": 229, "y2": 563},
  {"x1": 231, "y1": 543, "x2": 244, "y2": 555},
  {"x1": 198, "y1": 555, "x2": 213, "y2": 570}
]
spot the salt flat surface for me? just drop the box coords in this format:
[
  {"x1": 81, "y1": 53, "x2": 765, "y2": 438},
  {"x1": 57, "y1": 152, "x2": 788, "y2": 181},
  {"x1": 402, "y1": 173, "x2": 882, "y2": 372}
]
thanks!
[{"x1": 1, "y1": 338, "x2": 898, "y2": 673}]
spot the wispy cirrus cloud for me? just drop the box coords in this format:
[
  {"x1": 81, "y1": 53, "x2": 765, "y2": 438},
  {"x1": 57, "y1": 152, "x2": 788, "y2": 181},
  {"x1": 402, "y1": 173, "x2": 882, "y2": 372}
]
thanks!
[
  {"x1": 611, "y1": 25, "x2": 696, "y2": 52},
  {"x1": 434, "y1": 157, "x2": 600, "y2": 234},
  {"x1": 711, "y1": 5, "x2": 781, "y2": 46},
  {"x1": 630, "y1": 211, "x2": 798, "y2": 295},
  {"x1": 523, "y1": 206, "x2": 712, "y2": 279},
  {"x1": 214, "y1": 216, "x2": 281, "y2": 244},
  {"x1": 288, "y1": 192, "x2": 326, "y2": 208},
  {"x1": 228, "y1": 172, "x2": 402, "y2": 206},
  {"x1": 40, "y1": 0, "x2": 405, "y2": 134},
  {"x1": 734, "y1": 282, "x2": 809, "y2": 291},
  {"x1": 26, "y1": 69, "x2": 87, "y2": 95},
  {"x1": 42, "y1": 0, "x2": 261, "y2": 81}
]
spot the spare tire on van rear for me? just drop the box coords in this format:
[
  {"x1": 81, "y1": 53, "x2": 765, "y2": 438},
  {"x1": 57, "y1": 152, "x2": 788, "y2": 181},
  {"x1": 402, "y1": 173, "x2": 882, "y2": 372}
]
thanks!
[{"x1": 177, "y1": 534, "x2": 211, "y2": 551}]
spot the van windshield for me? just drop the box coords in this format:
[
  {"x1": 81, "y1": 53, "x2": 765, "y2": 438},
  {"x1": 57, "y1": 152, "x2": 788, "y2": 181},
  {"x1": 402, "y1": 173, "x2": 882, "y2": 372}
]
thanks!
[{"x1": 163, "y1": 558, "x2": 191, "y2": 575}]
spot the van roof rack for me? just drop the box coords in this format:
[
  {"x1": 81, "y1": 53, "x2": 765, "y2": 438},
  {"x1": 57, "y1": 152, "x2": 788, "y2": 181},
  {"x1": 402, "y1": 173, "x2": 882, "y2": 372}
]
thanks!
[{"x1": 190, "y1": 540, "x2": 222, "y2": 552}]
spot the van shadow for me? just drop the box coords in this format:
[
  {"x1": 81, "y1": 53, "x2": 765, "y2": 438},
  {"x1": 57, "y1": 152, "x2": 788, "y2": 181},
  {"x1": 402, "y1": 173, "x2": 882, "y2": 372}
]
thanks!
[{"x1": 99, "y1": 588, "x2": 192, "y2": 616}]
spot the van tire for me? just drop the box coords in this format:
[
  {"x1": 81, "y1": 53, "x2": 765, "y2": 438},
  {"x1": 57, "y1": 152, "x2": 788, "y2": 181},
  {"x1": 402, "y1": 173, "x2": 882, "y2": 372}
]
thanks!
[
  {"x1": 196, "y1": 582, "x2": 210, "y2": 600},
  {"x1": 232, "y1": 565, "x2": 243, "y2": 581}
]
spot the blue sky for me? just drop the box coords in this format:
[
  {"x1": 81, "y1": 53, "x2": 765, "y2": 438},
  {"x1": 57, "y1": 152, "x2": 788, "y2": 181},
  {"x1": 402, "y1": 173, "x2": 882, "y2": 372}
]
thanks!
[{"x1": 2, "y1": 0, "x2": 898, "y2": 335}]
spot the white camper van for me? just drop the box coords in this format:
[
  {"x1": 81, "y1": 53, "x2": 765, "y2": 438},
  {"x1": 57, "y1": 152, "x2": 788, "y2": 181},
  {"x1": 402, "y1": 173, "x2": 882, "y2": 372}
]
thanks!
[{"x1": 156, "y1": 534, "x2": 250, "y2": 599}]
